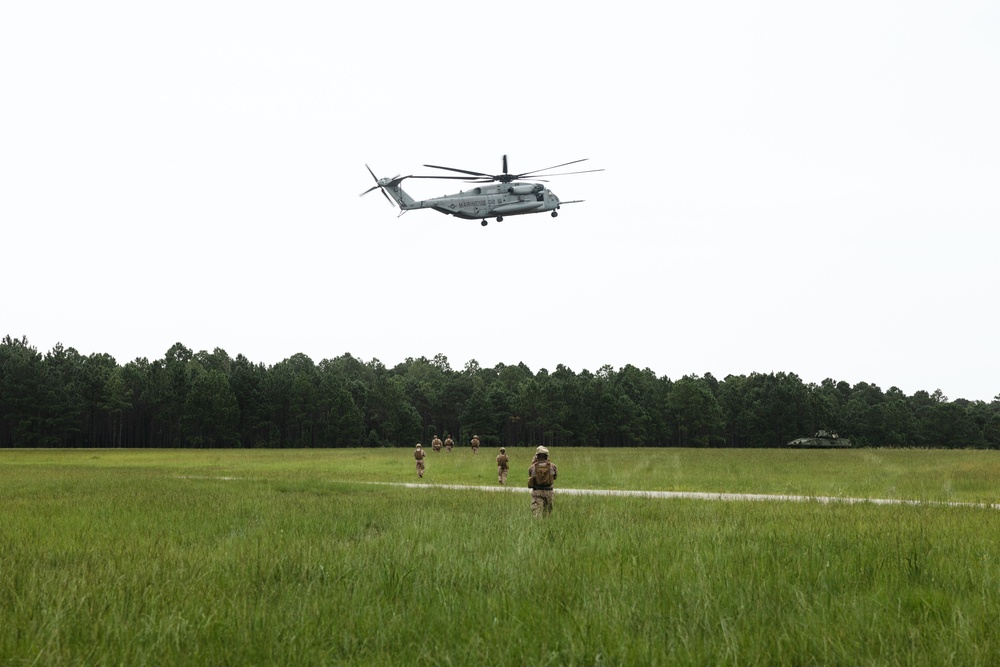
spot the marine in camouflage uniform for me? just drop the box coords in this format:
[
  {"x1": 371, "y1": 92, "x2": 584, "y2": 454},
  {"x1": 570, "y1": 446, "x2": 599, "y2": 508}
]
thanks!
[
  {"x1": 527, "y1": 446, "x2": 557, "y2": 517},
  {"x1": 496, "y1": 447, "x2": 509, "y2": 485},
  {"x1": 443, "y1": 435, "x2": 454, "y2": 452},
  {"x1": 414, "y1": 444, "x2": 426, "y2": 478},
  {"x1": 431, "y1": 435, "x2": 443, "y2": 452},
  {"x1": 471, "y1": 434, "x2": 480, "y2": 454}
]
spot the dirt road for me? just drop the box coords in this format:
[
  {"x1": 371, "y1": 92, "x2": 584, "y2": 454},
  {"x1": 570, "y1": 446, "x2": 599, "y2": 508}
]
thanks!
[{"x1": 371, "y1": 482, "x2": 1000, "y2": 510}]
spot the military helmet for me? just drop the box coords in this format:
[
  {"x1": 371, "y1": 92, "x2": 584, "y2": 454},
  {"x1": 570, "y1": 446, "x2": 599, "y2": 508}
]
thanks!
[
  {"x1": 535, "y1": 446, "x2": 549, "y2": 455},
  {"x1": 416, "y1": 443, "x2": 422, "y2": 448},
  {"x1": 500, "y1": 447, "x2": 506, "y2": 452}
]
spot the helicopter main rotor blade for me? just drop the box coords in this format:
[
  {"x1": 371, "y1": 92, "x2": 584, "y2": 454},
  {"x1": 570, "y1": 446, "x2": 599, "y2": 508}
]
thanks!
[
  {"x1": 418, "y1": 157, "x2": 602, "y2": 184},
  {"x1": 525, "y1": 168, "x2": 604, "y2": 177},
  {"x1": 516, "y1": 158, "x2": 590, "y2": 178},
  {"x1": 423, "y1": 164, "x2": 493, "y2": 178},
  {"x1": 408, "y1": 175, "x2": 480, "y2": 180}
]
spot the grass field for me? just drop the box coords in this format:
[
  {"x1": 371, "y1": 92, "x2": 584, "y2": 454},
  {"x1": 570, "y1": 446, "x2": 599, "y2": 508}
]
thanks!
[{"x1": 3, "y1": 447, "x2": 1000, "y2": 665}]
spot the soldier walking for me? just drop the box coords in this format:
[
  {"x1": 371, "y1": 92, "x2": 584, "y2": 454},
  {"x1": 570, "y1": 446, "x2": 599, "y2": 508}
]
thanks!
[
  {"x1": 496, "y1": 447, "x2": 509, "y2": 485},
  {"x1": 431, "y1": 435, "x2": 443, "y2": 452},
  {"x1": 528, "y1": 446, "x2": 557, "y2": 517},
  {"x1": 471, "y1": 434, "x2": 480, "y2": 454},
  {"x1": 414, "y1": 443, "x2": 426, "y2": 478},
  {"x1": 443, "y1": 435, "x2": 454, "y2": 452}
]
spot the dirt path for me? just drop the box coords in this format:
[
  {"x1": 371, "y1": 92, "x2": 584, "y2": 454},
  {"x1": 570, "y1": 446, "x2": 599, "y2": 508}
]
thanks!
[{"x1": 370, "y1": 482, "x2": 1000, "y2": 510}]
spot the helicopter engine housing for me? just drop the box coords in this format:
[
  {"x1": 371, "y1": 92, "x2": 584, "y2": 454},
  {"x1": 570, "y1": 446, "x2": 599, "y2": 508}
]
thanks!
[{"x1": 507, "y1": 184, "x2": 543, "y2": 195}]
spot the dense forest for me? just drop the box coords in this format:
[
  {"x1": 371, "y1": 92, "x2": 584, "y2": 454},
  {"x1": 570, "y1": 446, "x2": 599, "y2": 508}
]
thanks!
[{"x1": 1, "y1": 335, "x2": 998, "y2": 449}]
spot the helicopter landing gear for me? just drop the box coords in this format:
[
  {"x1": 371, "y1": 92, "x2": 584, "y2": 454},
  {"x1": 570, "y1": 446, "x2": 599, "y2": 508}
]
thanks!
[
  {"x1": 481, "y1": 219, "x2": 488, "y2": 227},
  {"x1": 551, "y1": 211, "x2": 558, "y2": 218},
  {"x1": 496, "y1": 216, "x2": 503, "y2": 223}
]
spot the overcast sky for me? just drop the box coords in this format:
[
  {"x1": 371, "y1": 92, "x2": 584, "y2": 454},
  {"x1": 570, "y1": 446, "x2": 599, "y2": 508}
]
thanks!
[{"x1": 3, "y1": 1, "x2": 998, "y2": 402}]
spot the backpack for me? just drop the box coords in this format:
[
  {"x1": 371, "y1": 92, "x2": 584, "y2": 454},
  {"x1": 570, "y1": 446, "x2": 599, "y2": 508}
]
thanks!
[
  {"x1": 533, "y1": 460, "x2": 553, "y2": 488},
  {"x1": 497, "y1": 454, "x2": 508, "y2": 469}
]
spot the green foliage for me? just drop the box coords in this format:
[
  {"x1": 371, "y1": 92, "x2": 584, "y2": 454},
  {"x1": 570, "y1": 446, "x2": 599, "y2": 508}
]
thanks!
[
  {"x1": 2, "y1": 336, "x2": 999, "y2": 449},
  {"x1": 668, "y1": 375, "x2": 725, "y2": 447}
]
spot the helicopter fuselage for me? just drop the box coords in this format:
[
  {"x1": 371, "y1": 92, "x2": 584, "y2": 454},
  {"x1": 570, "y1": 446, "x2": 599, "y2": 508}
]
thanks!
[{"x1": 413, "y1": 182, "x2": 559, "y2": 220}]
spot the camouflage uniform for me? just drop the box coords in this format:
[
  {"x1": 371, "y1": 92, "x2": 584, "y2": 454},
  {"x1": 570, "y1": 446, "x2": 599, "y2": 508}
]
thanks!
[
  {"x1": 471, "y1": 435, "x2": 480, "y2": 454},
  {"x1": 443, "y1": 436, "x2": 453, "y2": 452},
  {"x1": 414, "y1": 445, "x2": 426, "y2": 478},
  {"x1": 431, "y1": 436, "x2": 443, "y2": 452},
  {"x1": 530, "y1": 488, "x2": 554, "y2": 517},
  {"x1": 528, "y1": 448, "x2": 557, "y2": 517},
  {"x1": 496, "y1": 449, "x2": 509, "y2": 485}
]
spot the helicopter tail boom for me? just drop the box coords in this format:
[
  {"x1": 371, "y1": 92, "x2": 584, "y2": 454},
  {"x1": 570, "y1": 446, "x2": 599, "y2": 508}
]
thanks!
[{"x1": 380, "y1": 176, "x2": 416, "y2": 210}]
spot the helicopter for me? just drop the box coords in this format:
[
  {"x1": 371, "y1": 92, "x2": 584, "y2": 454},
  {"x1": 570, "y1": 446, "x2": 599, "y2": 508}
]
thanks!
[{"x1": 361, "y1": 155, "x2": 602, "y2": 226}]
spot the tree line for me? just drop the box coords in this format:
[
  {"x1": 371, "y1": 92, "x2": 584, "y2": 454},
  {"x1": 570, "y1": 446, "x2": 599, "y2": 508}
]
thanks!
[{"x1": 2, "y1": 335, "x2": 998, "y2": 449}]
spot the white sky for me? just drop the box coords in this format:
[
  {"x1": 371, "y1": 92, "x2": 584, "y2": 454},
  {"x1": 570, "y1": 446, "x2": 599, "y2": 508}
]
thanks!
[{"x1": 3, "y1": 1, "x2": 999, "y2": 402}]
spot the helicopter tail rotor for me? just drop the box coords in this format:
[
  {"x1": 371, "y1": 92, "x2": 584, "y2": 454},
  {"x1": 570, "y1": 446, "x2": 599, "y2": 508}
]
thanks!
[
  {"x1": 360, "y1": 165, "x2": 416, "y2": 212},
  {"x1": 360, "y1": 164, "x2": 396, "y2": 207}
]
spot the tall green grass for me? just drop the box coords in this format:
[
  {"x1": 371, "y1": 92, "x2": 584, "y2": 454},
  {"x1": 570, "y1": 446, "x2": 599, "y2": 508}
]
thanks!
[
  {"x1": 3, "y1": 449, "x2": 1000, "y2": 665},
  {"x1": 6, "y1": 446, "x2": 999, "y2": 501}
]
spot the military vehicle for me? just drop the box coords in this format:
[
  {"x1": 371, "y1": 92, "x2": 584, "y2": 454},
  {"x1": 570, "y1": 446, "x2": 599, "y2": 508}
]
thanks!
[
  {"x1": 361, "y1": 155, "x2": 603, "y2": 226},
  {"x1": 786, "y1": 430, "x2": 852, "y2": 448}
]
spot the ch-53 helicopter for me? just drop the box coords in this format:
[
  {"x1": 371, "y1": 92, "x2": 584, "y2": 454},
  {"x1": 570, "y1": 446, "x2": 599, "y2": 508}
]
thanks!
[{"x1": 361, "y1": 155, "x2": 602, "y2": 226}]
